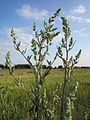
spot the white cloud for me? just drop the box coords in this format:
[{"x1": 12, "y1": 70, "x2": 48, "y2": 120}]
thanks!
[
  {"x1": 14, "y1": 28, "x2": 33, "y2": 46},
  {"x1": 0, "y1": 39, "x2": 14, "y2": 64},
  {"x1": 71, "y1": 4, "x2": 86, "y2": 14},
  {"x1": 1, "y1": 27, "x2": 33, "y2": 55},
  {"x1": 77, "y1": 52, "x2": 90, "y2": 67},
  {"x1": 74, "y1": 28, "x2": 86, "y2": 33},
  {"x1": 0, "y1": 41, "x2": 12, "y2": 51},
  {"x1": 0, "y1": 27, "x2": 34, "y2": 64},
  {"x1": 16, "y1": 4, "x2": 49, "y2": 20},
  {"x1": 74, "y1": 28, "x2": 87, "y2": 36},
  {"x1": 67, "y1": 15, "x2": 90, "y2": 23},
  {"x1": 54, "y1": 33, "x2": 64, "y2": 42},
  {"x1": 85, "y1": 18, "x2": 90, "y2": 23},
  {"x1": 6, "y1": 27, "x2": 33, "y2": 48},
  {"x1": 67, "y1": 4, "x2": 90, "y2": 24}
]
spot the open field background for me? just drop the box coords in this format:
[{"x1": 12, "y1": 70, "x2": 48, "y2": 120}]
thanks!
[{"x1": 0, "y1": 68, "x2": 90, "y2": 120}]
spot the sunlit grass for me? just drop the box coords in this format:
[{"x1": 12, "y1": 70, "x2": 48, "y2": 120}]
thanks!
[{"x1": 0, "y1": 68, "x2": 90, "y2": 120}]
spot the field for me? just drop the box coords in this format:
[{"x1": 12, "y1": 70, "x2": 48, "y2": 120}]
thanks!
[{"x1": 0, "y1": 68, "x2": 90, "y2": 120}]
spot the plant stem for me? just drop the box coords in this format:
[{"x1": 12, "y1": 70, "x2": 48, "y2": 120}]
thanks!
[{"x1": 60, "y1": 36, "x2": 68, "y2": 120}]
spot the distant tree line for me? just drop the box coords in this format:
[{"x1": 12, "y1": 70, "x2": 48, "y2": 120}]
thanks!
[
  {"x1": 0, "y1": 64, "x2": 4, "y2": 69},
  {"x1": 0, "y1": 64, "x2": 90, "y2": 69},
  {"x1": 15, "y1": 64, "x2": 31, "y2": 69},
  {"x1": 0, "y1": 64, "x2": 63, "y2": 69}
]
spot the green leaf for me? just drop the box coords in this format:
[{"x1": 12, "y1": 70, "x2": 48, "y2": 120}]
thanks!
[
  {"x1": 61, "y1": 17, "x2": 71, "y2": 37},
  {"x1": 51, "y1": 28, "x2": 58, "y2": 32},
  {"x1": 33, "y1": 22, "x2": 36, "y2": 31},
  {"x1": 75, "y1": 49, "x2": 81, "y2": 60},
  {"x1": 54, "y1": 8, "x2": 61, "y2": 17},
  {"x1": 58, "y1": 46, "x2": 63, "y2": 57},
  {"x1": 10, "y1": 28, "x2": 16, "y2": 43},
  {"x1": 5, "y1": 51, "x2": 14, "y2": 75},
  {"x1": 27, "y1": 55, "x2": 32, "y2": 61},
  {"x1": 46, "y1": 60, "x2": 51, "y2": 66}
]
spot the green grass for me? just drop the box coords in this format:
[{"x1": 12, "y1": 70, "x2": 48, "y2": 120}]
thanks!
[{"x1": 0, "y1": 68, "x2": 90, "y2": 120}]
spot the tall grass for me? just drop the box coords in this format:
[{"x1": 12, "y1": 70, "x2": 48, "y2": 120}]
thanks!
[{"x1": 0, "y1": 68, "x2": 90, "y2": 119}]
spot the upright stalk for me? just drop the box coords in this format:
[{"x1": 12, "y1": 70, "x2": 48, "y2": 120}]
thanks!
[
  {"x1": 6, "y1": 8, "x2": 61, "y2": 120},
  {"x1": 60, "y1": 33, "x2": 68, "y2": 120},
  {"x1": 58, "y1": 17, "x2": 81, "y2": 120}
]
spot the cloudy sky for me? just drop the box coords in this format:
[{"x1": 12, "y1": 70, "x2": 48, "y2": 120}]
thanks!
[{"x1": 0, "y1": 0, "x2": 90, "y2": 67}]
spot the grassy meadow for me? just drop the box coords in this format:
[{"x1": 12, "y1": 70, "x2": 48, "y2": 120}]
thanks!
[{"x1": 0, "y1": 68, "x2": 90, "y2": 120}]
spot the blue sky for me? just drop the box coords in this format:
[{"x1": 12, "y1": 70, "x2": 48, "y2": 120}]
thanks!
[{"x1": 0, "y1": 0, "x2": 90, "y2": 67}]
